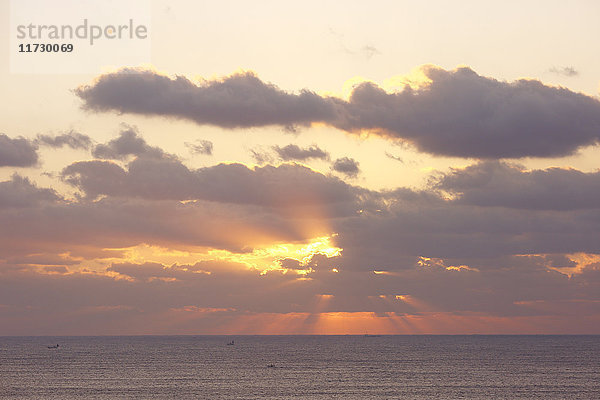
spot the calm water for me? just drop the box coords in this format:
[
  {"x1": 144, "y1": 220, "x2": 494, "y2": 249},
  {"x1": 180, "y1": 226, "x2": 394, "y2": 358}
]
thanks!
[{"x1": 0, "y1": 335, "x2": 598, "y2": 399}]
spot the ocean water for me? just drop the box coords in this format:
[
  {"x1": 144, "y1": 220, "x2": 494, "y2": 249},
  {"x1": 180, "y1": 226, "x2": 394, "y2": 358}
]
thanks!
[{"x1": 0, "y1": 335, "x2": 598, "y2": 399}]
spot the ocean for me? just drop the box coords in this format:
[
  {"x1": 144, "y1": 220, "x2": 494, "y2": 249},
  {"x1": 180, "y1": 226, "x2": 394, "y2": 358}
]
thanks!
[{"x1": 1, "y1": 335, "x2": 598, "y2": 399}]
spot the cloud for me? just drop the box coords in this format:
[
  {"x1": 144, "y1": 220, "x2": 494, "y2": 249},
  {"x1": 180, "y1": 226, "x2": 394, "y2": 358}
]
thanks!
[
  {"x1": 336, "y1": 66, "x2": 600, "y2": 158},
  {"x1": 6, "y1": 132, "x2": 596, "y2": 268},
  {"x1": 250, "y1": 148, "x2": 274, "y2": 165},
  {"x1": 0, "y1": 190, "x2": 318, "y2": 258},
  {"x1": 0, "y1": 134, "x2": 38, "y2": 167},
  {"x1": 62, "y1": 160, "x2": 128, "y2": 198},
  {"x1": 1, "y1": 250, "x2": 599, "y2": 334},
  {"x1": 76, "y1": 69, "x2": 337, "y2": 129},
  {"x1": 51, "y1": 138, "x2": 600, "y2": 266},
  {"x1": 3, "y1": 128, "x2": 600, "y2": 333},
  {"x1": 185, "y1": 139, "x2": 213, "y2": 155},
  {"x1": 385, "y1": 151, "x2": 404, "y2": 163},
  {"x1": 434, "y1": 161, "x2": 600, "y2": 210},
  {"x1": 327, "y1": 29, "x2": 381, "y2": 60},
  {"x1": 282, "y1": 124, "x2": 301, "y2": 134},
  {"x1": 62, "y1": 156, "x2": 359, "y2": 214},
  {"x1": 3, "y1": 163, "x2": 600, "y2": 333},
  {"x1": 92, "y1": 126, "x2": 165, "y2": 160},
  {"x1": 0, "y1": 175, "x2": 60, "y2": 208},
  {"x1": 333, "y1": 198, "x2": 600, "y2": 268},
  {"x1": 76, "y1": 66, "x2": 600, "y2": 159},
  {"x1": 272, "y1": 144, "x2": 329, "y2": 161},
  {"x1": 361, "y1": 45, "x2": 381, "y2": 59},
  {"x1": 36, "y1": 131, "x2": 92, "y2": 150},
  {"x1": 332, "y1": 157, "x2": 359, "y2": 177},
  {"x1": 549, "y1": 66, "x2": 579, "y2": 77},
  {"x1": 251, "y1": 144, "x2": 330, "y2": 164},
  {"x1": 107, "y1": 261, "x2": 213, "y2": 282}
]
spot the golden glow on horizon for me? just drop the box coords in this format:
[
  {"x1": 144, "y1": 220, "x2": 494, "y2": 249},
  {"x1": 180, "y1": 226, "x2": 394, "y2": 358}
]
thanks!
[
  {"x1": 218, "y1": 233, "x2": 342, "y2": 274},
  {"x1": 80, "y1": 234, "x2": 343, "y2": 277},
  {"x1": 170, "y1": 306, "x2": 236, "y2": 313},
  {"x1": 185, "y1": 310, "x2": 581, "y2": 335},
  {"x1": 297, "y1": 234, "x2": 342, "y2": 260}
]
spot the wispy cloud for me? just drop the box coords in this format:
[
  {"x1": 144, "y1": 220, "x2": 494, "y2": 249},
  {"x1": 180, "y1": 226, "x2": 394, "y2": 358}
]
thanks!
[
  {"x1": 36, "y1": 131, "x2": 93, "y2": 150},
  {"x1": 185, "y1": 140, "x2": 213, "y2": 155},
  {"x1": 549, "y1": 66, "x2": 579, "y2": 77}
]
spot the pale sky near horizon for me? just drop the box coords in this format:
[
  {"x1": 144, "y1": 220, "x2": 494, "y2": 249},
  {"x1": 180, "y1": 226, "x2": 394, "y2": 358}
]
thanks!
[{"x1": 1, "y1": 0, "x2": 600, "y2": 335}]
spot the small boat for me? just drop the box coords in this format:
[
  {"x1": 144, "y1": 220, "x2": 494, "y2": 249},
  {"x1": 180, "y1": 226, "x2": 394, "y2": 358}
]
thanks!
[
  {"x1": 47, "y1": 344, "x2": 59, "y2": 349},
  {"x1": 267, "y1": 364, "x2": 275, "y2": 368},
  {"x1": 226, "y1": 340, "x2": 234, "y2": 345}
]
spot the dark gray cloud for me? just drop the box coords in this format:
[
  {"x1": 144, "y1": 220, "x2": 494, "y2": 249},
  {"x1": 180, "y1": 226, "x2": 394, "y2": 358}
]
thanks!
[
  {"x1": 36, "y1": 131, "x2": 92, "y2": 150},
  {"x1": 332, "y1": 202, "x2": 600, "y2": 270},
  {"x1": 62, "y1": 160, "x2": 128, "y2": 198},
  {"x1": 92, "y1": 126, "x2": 165, "y2": 160},
  {"x1": 0, "y1": 188, "x2": 316, "y2": 257},
  {"x1": 185, "y1": 140, "x2": 213, "y2": 155},
  {"x1": 76, "y1": 69, "x2": 337, "y2": 128},
  {"x1": 0, "y1": 175, "x2": 60, "y2": 208},
  {"x1": 76, "y1": 66, "x2": 600, "y2": 159},
  {"x1": 332, "y1": 157, "x2": 360, "y2": 177},
  {"x1": 62, "y1": 157, "x2": 359, "y2": 211},
  {"x1": 434, "y1": 161, "x2": 600, "y2": 210},
  {"x1": 323, "y1": 170, "x2": 600, "y2": 270},
  {"x1": 337, "y1": 66, "x2": 600, "y2": 158},
  {"x1": 273, "y1": 144, "x2": 329, "y2": 161},
  {"x1": 0, "y1": 134, "x2": 38, "y2": 167},
  {"x1": 549, "y1": 66, "x2": 579, "y2": 77}
]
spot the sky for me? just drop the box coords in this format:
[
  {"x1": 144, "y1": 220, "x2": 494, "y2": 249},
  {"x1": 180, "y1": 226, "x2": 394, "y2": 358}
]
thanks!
[{"x1": 1, "y1": 0, "x2": 600, "y2": 335}]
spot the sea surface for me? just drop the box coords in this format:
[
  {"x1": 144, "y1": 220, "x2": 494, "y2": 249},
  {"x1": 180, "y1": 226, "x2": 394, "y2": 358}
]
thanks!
[{"x1": 0, "y1": 335, "x2": 598, "y2": 399}]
